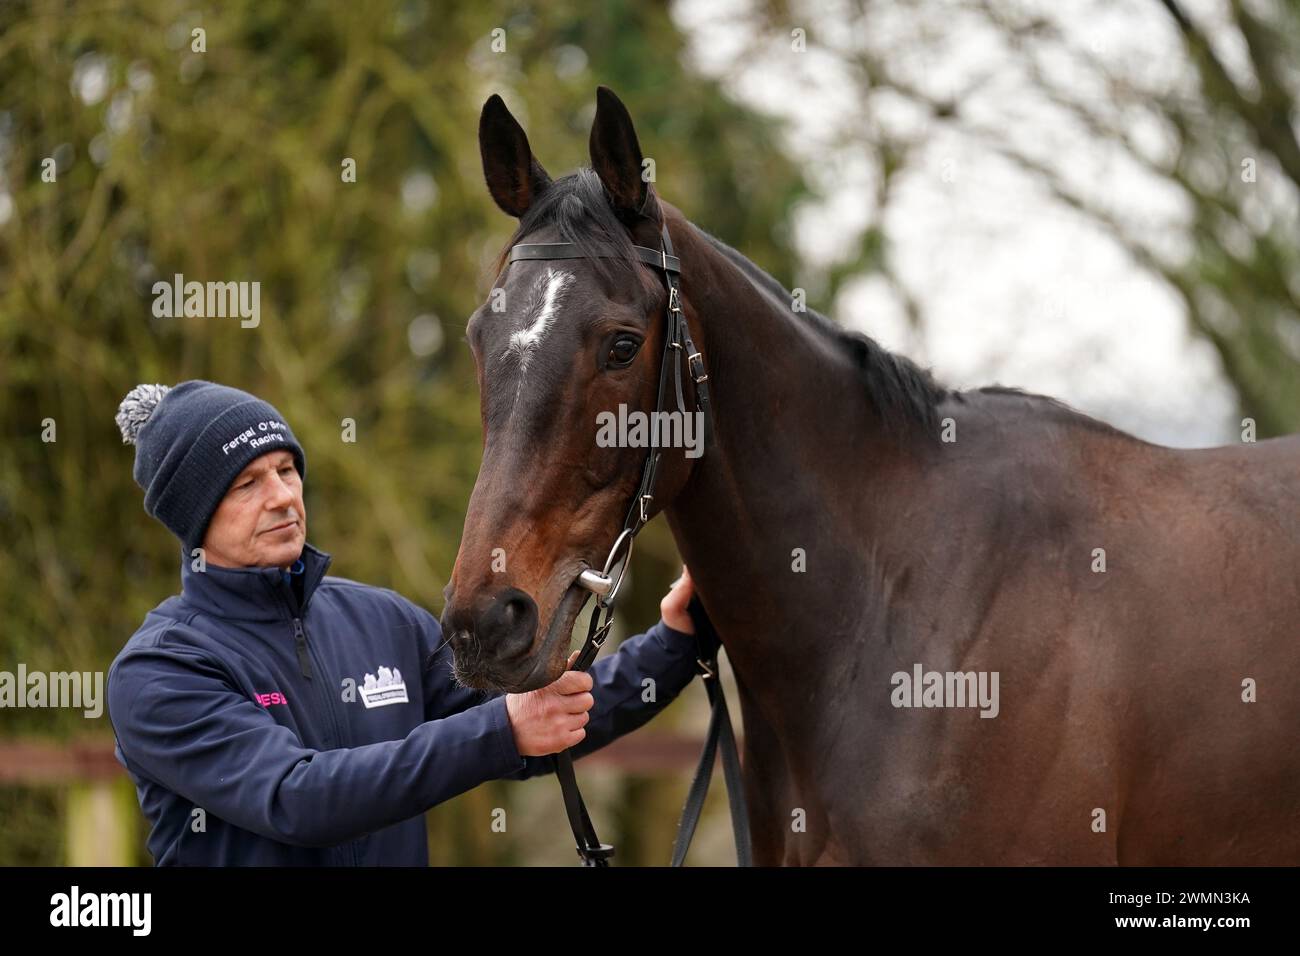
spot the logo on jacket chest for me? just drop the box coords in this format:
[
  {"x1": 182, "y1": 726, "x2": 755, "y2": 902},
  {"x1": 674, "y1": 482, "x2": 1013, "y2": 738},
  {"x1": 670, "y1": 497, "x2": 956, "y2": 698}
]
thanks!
[
  {"x1": 357, "y1": 665, "x2": 409, "y2": 709},
  {"x1": 254, "y1": 691, "x2": 289, "y2": 707}
]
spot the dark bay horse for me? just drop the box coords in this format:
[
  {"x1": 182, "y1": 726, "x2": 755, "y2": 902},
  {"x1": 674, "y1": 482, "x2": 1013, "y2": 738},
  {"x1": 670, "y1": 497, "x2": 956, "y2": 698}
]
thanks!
[{"x1": 441, "y1": 86, "x2": 1300, "y2": 865}]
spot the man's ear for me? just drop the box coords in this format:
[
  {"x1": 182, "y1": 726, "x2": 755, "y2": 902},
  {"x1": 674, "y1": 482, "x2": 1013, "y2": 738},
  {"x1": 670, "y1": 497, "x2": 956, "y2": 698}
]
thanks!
[
  {"x1": 589, "y1": 85, "x2": 656, "y2": 224},
  {"x1": 479, "y1": 93, "x2": 552, "y2": 218}
]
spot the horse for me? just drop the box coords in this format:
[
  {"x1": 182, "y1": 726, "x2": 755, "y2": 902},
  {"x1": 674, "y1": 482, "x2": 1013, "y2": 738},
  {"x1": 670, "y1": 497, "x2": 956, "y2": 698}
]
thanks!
[{"x1": 441, "y1": 86, "x2": 1300, "y2": 865}]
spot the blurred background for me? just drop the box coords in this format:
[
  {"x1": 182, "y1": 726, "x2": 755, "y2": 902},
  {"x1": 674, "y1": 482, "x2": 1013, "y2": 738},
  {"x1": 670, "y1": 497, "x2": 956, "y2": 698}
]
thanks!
[{"x1": 0, "y1": 0, "x2": 1296, "y2": 865}]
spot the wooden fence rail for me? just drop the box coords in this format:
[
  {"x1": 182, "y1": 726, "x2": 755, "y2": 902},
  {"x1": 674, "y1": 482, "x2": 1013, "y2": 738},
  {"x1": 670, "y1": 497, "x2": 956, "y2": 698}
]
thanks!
[{"x1": 0, "y1": 733, "x2": 737, "y2": 865}]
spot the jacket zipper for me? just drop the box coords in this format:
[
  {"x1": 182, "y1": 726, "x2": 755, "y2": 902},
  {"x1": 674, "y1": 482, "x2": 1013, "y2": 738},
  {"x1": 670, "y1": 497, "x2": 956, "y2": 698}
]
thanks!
[
  {"x1": 294, "y1": 615, "x2": 348, "y2": 749},
  {"x1": 292, "y1": 619, "x2": 313, "y2": 679},
  {"x1": 293, "y1": 612, "x2": 362, "y2": 867}
]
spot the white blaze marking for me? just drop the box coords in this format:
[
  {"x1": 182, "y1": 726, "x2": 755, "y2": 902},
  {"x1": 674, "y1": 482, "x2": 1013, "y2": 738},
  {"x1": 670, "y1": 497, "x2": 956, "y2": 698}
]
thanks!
[{"x1": 503, "y1": 267, "x2": 572, "y2": 376}]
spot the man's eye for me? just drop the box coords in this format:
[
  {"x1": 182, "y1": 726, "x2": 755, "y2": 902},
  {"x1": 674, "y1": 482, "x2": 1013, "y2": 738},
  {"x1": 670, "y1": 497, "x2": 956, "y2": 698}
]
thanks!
[
  {"x1": 236, "y1": 479, "x2": 254, "y2": 490},
  {"x1": 607, "y1": 337, "x2": 641, "y2": 368}
]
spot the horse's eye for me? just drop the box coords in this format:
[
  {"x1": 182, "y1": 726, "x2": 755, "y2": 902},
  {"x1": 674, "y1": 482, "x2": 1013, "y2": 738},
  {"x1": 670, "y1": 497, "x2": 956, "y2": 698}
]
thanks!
[{"x1": 607, "y1": 336, "x2": 641, "y2": 368}]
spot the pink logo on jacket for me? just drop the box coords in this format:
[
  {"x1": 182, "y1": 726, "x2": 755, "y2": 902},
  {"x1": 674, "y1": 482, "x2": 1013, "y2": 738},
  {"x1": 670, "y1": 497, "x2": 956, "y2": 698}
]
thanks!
[{"x1": 254, "y1": 691, "x2": 288, "y2": 707}]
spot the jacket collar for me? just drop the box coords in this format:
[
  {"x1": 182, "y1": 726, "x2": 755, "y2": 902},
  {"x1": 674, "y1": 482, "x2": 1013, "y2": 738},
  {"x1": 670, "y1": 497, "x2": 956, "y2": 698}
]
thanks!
[{"x1": 178, "y1": 541, "x2": 333, "y2": 621}]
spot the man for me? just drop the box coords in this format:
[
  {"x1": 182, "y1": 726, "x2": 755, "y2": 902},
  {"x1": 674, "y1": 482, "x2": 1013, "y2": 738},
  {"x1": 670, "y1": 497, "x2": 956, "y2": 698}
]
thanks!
[{"x1": 108, "y1": 380, "x2": 718, "y2": 865}]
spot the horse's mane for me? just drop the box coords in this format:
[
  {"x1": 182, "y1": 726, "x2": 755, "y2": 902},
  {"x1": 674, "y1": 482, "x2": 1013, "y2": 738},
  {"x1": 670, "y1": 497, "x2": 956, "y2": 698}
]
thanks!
[
  {"x1": 693, "y1": 227, "x2": 949, "y2": 440},
  {"x1": 950, "y1": 385, "x2": 1137, "y2": 439},
  {"x1": 693, "y1": 230, "x2": 1142, "y2": 443}
]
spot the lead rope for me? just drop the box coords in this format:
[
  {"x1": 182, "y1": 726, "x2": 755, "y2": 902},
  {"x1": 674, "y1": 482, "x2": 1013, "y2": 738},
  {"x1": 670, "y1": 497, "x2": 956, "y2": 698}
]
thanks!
[
  {"x1": 653, "y1": 223, "x2": 746, "y2": 866},
  {"x1": 554, "y1": 601, "x2": 618, "y2": 866},
  {"x1": 670, "y1": 646, "x2": 752, "y2": 866}
]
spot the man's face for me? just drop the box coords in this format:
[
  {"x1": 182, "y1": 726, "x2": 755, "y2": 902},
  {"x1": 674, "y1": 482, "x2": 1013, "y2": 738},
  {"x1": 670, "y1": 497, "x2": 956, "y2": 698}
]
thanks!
[{"x1": 201, "y1": 449, "x2": 307, "y2": 569}]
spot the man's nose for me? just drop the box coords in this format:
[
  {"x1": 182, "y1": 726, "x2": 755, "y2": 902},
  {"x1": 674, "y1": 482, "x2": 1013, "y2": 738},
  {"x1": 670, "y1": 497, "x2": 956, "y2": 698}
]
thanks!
[
  {"x1": 266, "y1": 474, "x2": 296, "y2": 510},
  {"x1": 441, "y1": 587, "x2": 539, "y2": 663}
]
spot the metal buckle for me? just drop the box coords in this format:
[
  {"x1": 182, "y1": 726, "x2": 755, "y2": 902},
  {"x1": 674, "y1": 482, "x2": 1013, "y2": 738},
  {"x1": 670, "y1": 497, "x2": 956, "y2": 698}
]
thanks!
[
  {"x1": 578, "y1": 842, "x2": 615, "y2": 864},
  {"x1": 591, "y1": 615, "x2": 615, "y2": 650},
  {"x1": 668, "y1": 285, "x2": 681, "y2": 314},
  {"x1": 687, "y1": 351, "x2": 708, "y2": 384},
  {"x1": 639, "y1": 493, "x2": 652, "y2": 525}
]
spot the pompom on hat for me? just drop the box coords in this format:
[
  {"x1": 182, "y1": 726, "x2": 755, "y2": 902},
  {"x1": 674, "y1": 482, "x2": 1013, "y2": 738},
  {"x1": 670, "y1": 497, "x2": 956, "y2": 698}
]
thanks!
[{"x1": 116, "y1": 380, "x2": 306, "y2": 551}]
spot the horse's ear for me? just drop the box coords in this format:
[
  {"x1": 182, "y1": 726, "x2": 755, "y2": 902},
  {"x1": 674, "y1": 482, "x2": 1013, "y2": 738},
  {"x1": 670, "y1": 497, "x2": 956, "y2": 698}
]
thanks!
[
  {"x1": 589, "y1": 86, "x2": 653, "y2": 223},
  {"x1": 479, "y1": 94, "x2": 552, "y2": 218}
]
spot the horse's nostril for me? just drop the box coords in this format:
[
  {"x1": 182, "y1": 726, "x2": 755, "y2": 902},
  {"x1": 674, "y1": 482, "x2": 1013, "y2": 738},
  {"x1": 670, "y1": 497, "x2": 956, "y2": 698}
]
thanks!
[
  {"x1": 477, "y1": 588, "x2": 539, "y2": 660},
  {"x1": 440, "y1": 603, "x2": 470, "y2": 641}
]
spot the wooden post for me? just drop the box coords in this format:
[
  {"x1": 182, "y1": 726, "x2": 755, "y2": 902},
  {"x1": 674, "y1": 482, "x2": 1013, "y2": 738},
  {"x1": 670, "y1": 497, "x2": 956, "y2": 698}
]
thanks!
[{"x1": 66, "y1": 777, "x2": 137, "y2": 866}]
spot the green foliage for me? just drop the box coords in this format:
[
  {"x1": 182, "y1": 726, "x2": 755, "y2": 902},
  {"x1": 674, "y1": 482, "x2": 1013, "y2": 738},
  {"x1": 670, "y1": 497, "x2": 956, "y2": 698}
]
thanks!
[{"x1": 0, "y1": 0, "x2": 809, "y2": 864}]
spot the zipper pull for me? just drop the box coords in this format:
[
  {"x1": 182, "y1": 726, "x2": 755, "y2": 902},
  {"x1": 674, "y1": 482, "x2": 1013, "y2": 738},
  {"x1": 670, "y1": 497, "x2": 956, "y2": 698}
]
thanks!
[{"x1": 293, "y1": 618, "x2": 313, "y2": 680}]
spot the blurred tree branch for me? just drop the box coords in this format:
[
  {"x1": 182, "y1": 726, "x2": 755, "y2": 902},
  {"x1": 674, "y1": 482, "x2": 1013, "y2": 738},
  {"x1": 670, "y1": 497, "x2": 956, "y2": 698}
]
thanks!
[{"x1": 741, "y1": 0, "x2": 1300, "y2": 435}]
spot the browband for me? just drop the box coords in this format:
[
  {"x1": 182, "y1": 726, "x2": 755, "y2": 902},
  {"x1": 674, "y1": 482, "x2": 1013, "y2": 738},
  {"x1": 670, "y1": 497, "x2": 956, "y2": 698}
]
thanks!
[{"x1": 507, "y1": 242, "x2": 681, "y2": 275}]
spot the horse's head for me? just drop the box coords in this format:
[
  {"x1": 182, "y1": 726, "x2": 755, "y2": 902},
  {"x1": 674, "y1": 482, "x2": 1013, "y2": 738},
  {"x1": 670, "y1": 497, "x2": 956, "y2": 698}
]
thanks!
[{"x1": 441, "y1": 87, "x2": 702, "y2": 693}]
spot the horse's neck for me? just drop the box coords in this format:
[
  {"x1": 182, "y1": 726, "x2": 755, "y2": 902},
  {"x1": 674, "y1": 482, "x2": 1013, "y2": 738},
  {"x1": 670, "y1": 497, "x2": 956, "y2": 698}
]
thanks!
[{"x1": 664, "y1": 223, "x2": 914, "y2": 686}]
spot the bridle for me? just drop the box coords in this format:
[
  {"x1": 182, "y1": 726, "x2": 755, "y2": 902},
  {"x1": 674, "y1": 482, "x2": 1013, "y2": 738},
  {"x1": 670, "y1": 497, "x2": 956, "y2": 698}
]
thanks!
[{"x1": 501, "y1": 219, "x2": 752, "y2": 867}]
